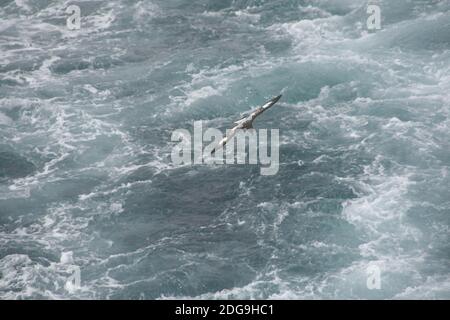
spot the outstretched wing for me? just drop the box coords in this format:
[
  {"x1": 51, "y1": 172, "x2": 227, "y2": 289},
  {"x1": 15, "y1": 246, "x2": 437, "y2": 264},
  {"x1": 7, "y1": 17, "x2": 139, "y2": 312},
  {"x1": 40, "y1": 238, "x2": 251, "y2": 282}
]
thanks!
[
  {"x1": 250, "y1": 94, "x2": 282, "y2": 119},
  {"x1": 233, "y1": 116, "x2": 247, "y2": 125},
  {"x1": 213, "y1": 94, "x2": 282, "y2": 154},
  {"x1": 211, "y1": 126, "x2": 238, "y2": 155}
]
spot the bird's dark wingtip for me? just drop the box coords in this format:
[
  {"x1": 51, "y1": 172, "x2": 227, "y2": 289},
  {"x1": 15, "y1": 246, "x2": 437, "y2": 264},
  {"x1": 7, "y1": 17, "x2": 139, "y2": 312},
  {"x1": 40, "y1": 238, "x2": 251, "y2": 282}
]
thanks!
[{"x1": 272, "y1": 94, "x2": 282, "y2": 103}]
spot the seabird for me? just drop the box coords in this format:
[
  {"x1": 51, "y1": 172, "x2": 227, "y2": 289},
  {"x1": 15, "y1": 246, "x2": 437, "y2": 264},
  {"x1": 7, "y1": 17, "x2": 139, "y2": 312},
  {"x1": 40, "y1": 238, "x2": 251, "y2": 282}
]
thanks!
[{"x1": 211, "y1": 94, "x2": 282, "y2": 154}]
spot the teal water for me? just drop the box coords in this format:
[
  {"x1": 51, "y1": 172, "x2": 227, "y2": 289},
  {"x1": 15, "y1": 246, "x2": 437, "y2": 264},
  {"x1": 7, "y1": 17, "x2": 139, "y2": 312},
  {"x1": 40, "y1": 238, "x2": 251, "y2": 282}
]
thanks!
[{"x1": 0, "y1": 0, "x2": 449, "y2": 299}]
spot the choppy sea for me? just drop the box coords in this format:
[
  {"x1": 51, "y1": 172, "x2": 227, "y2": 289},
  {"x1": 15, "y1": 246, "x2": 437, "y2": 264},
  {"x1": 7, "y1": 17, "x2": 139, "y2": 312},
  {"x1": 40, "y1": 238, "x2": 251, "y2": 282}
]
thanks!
[{"x1": 0, "y1": 0, "x2": 449, "y2": 299}]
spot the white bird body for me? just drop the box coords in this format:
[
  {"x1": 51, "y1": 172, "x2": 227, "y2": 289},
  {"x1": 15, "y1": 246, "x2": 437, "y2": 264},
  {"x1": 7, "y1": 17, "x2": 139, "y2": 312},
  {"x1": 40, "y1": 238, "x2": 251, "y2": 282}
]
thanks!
[{"x1": 211, "y1": 95, "x2": 282, "y2": 154}]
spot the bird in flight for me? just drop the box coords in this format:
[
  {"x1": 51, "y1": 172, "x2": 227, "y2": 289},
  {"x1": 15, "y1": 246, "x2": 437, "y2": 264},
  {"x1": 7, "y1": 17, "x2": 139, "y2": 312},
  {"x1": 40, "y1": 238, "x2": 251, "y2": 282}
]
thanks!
[{"x1": 211, "y1": 94, "x2": 282, "y2": 154}]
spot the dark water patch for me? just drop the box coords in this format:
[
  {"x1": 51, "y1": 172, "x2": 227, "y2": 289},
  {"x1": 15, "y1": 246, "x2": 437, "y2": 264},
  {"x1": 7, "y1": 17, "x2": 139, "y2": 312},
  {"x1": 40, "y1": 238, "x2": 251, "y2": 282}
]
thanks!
[
  {"x1": 35, "y1": 85, "x2": 68, "y2": 99},
  {"x1": 92, "y1": 55, "x2": 124, "y2": 70},
  {"x1": 36, "y1": 176, "x2": 104, "y2": 202},
  {"x1": 123, "y1": 166, "x2": 244, "y2": 217},
  {"x1": 50, "y1": 59, "x2": 91, "y2": 75},
  {"x1": 0, "y1": 0, "x2": 14, "y2": 8},
  {"x1": 0, "y1": 151, "x2": 36, "y2": 180},
  {"x1": 0, "y1": 197, "x2": 49, "y2": 225},
  {"x1": 0, "y1": 78, "x2": 24, "y2": 87},
  {"x1": 0, "y1": 59, "x2": 42, "y2": 73}
]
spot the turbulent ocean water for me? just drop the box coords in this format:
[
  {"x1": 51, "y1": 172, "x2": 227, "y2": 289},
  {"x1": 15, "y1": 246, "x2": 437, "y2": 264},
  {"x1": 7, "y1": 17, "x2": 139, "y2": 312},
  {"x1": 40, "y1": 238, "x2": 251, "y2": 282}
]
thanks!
[{"x1": 1, "y1": 0, "x2": 449, "y2": 299}]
